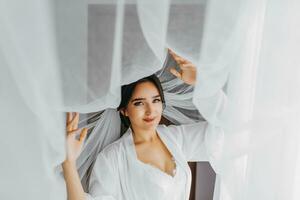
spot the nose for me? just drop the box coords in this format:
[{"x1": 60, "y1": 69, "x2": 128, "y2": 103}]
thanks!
[{"x1": 145, "y1": 103, "x2": 155, "y2": 116}]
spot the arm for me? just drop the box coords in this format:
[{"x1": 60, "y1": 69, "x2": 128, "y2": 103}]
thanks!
[
  {"x1": 166, "y1": 121, "x2": 209, "y2": 161},
  {"x1": 166, "y1": 120, "x2": 224, "y2": 163},
  {"x1": 62, "y1": 154, "x2": 118, "y2": 200},
  {"x1": 63, "y1": 113, "x2": 117, "y2": 200},
  {"x1": 62, "y1": 161, "x2": 86, "y2": 200},
  {"x1": 87, "y1": 152, "x2": 119, "y2": 200},
  {"x1": 168, "y1": 49, "x2": 225, "y2": 163},
  {"x1": 63, "y1": 112, "x2": 88, "y2": 200}
]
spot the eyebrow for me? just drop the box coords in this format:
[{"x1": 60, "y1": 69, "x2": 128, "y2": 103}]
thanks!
[{"x1": 131, "y1": 95, "x2": 161, "y2": 102}]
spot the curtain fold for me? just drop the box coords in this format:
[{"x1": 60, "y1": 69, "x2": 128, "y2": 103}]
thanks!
[{"x1": 1, "y1": 0, "x2": 299, "y2": 199}]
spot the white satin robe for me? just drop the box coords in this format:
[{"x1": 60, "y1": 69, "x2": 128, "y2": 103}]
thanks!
[{"x1": 86, "y1": 121, "x2": 219, "y2": 200}]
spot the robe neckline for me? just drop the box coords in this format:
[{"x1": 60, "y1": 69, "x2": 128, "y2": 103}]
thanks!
[
  {"x1": 127, "y1": 126, "x2": 178, "y2": 178},
  {"x1": 122, "y1": 124, "x2": 192, "y2": 200}
]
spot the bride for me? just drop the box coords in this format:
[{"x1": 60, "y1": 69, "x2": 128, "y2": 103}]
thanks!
[{"x1": 62, "y1": 49, "x2": 222, "y2": 200}]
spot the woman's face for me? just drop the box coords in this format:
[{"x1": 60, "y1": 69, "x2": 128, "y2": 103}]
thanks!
[{"x1": 122, "y1": 81, "x2": 163, "y2": 131}]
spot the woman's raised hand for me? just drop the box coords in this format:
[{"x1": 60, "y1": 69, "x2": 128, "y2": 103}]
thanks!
[
  {"x1": 168, "y1": 49, "x2": 197, "y2": 86},
  {"x1": 65, "y1": 112, "x2": 88, "y2": 164}
]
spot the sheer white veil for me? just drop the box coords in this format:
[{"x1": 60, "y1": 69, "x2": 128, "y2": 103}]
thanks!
[{"x1": 2, "y1": 0, "x2": 300, "y2": 199}]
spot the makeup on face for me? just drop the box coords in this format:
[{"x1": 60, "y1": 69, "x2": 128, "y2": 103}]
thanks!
[
  {"x1": 130, "y1": 95, "x2": 162, "y2": 123},
  {"x1": 131, "y1": 95, "x2": 161, "y2": 106},
  {"x1": 125, "y1": 81, "x2": 163, "y2": 129},
  {"x1": 143, "y1": 117, "x2": 156, "y2": 123}
]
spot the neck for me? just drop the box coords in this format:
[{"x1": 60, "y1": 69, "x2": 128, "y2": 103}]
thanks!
[{"x1": 131, "y1": 126, "x2": 158, "y2": 144}]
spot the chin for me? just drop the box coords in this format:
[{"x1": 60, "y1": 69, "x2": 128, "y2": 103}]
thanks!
[{"x1": 141, "y1": 121, "x2": 159, "y2": 129}]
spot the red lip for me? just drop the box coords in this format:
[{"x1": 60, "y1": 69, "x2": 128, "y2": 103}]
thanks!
[{"x1": 143, "y1": 117, "x2": 155, "y2": 122}]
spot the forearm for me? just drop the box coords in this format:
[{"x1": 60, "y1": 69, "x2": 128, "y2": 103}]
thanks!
[{"x1": 62, "y1": 161, "x2": 86, "y2": 200}]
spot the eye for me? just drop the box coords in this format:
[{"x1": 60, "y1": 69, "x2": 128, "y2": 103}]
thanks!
[
  {"x1": 153, "y1": 98, "x2": 161, "y2": 103},
  {"x1": 133, "y1": 101, "x2": 143, "y2": 106}
]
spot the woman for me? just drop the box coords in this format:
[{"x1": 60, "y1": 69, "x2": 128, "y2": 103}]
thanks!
[{"x1": 63, "y1": 50, "x2": 217, "y2": 200}]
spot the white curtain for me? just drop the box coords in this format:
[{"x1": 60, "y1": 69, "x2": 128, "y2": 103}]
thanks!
[{"x1": 1, "y1": 0, "x2": 299, "y2": 199}]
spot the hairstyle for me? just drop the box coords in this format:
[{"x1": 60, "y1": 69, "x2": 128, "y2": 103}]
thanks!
[{"x1": 117, "y1": 74, "x2": 165, "y2": 131}]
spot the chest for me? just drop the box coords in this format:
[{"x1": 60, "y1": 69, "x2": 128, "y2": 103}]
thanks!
[{"x1": 135, "y1": 138, "x2": 176, "y2": 177}]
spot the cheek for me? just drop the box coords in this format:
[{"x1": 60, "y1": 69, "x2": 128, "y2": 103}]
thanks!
[
  {"x1": 127, "y1": 103, "x2": 163, "y2": 119},
  {"x1": 127, "y1": 106, "x2": 144, "y2": 119},
  {"x1": 154, "y1": 103, "x2": 163, "y2": 114}
]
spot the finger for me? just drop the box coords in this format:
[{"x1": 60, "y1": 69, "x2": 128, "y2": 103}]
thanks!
[
  {"x1": 168, "y1": 49, "x2": 179, "y2": 58},
  {"x1": 66, "y1": 112, "x2": 74, "y2": 132},
  {"x1": 167, "y1": 48, "x2": 174, "y2": 54},
  {"x1": 169, "y1": 50, "x2": 182, "y2": 60},
  {"x1": 180, "y1": 63, "x2": 196, "y2": 69},
  {"x1": 72, "y1": 112, "x2": 80, "y2": 130},
  {"x1": 79, "y1": 128, "x2": 88, "y2": 143},
  {"x1": 171, "y1": 54, "x2": 188, "y2": 65},
  {"x1": 67, "y1": 128, "x2": 79, "y2": 136},
  {"x1": 67, "y1": 123, "x2": 73, "y2": 132},
  {"x1": 168, "y1": 48, "x2": 179, "y2": 57},
  {"x1": 175, "y1": 58, "x2": 187, "y2": 65},
  {"x1": 169, "y1": 68, "x2": 182, "y2": 79},
  {"x1": 168, "y1": 49, "x2": 186, "y2": 61},
  {"x1": 69, "y1": 112, "x2": 79, "y2": 130},
  {"x1": 169, "y1": 52, "x2": 192, "y2": 66},
  {"x1": 66, "y1": 112, "x2": 72, "y2": 123}
]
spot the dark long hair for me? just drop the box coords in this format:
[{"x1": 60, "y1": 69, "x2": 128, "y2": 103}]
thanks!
[{"x1": 117, "y1": 74, "x2": 165, "y2": 133}]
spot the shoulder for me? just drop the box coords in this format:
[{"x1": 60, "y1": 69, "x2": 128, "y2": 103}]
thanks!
[
  {"x1": 100, "y1": 135, "x2": 126, "y2": 159},
  {"x1": 157, "y1": 123, "x2": 183, "y2": 142},
  {"x1": 157, "y1": 123, "x2": 182, "y2": 136},
  {"x1": 157, "y1": 123, "x2": 174, "y2": 131},
  {"x1": 93, "y1": 138, "x2": 125, "y2": 172},
  {"x1": 159, "y1": 121, "x2": 208, "y2": 133}
]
